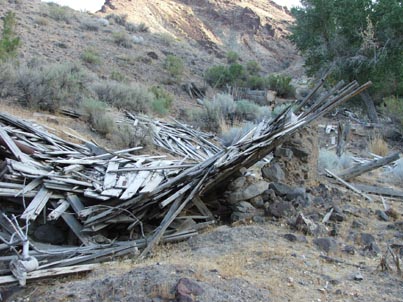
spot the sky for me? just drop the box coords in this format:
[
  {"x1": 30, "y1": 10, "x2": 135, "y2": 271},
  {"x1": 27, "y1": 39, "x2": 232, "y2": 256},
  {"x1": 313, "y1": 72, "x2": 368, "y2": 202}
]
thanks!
[{"x1": 42, "y1": 0, "x2": 301, "y2": 13}]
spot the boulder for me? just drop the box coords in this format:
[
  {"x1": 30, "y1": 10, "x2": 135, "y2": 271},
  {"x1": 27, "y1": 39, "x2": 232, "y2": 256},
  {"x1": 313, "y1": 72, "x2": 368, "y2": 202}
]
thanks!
[
  {"x1": 262, "y1": 162, "x2": 285, "y2": 182},
  {"x1": 268, "y1": 201, "x2": 295, "y2": 218},
  {"x1": 313, "y1": 237, "x2": 338, "y2": 253}
]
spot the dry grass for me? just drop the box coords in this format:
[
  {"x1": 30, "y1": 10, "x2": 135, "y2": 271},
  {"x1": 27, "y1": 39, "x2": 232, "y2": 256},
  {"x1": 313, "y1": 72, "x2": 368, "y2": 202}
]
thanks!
[{"x1": 368, "y1": 133, "x2": 389, "y2": 156}]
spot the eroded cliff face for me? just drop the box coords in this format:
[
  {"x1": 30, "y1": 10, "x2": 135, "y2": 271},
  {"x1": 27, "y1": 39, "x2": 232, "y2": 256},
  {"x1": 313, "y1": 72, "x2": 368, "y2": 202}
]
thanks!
[{"x1": 99, "y1": 0, "x2": 299, "y2": 72}]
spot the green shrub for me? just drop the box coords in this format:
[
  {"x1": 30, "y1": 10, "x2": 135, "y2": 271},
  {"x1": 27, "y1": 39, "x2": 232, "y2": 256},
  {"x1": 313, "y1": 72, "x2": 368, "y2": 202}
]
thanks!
[
  {"x1": 110, "y1": 70, "x2": 126, "y2": 82},
  {"x1": 266, "y1": 74, "x2": 295, "y2": 98},
  {"x1": 80, "y1": 19, "x2": 100, "y2": 31},
  {"x1": 226, "y1": 51, "x2": 239, "y2": 64},
  {"x1": 81, "y1": 48, "x2": 101, "y2": 65},
  {"x1": 112, "y1": 31, "x2": 132, "y2": 48},
  {"x1": 246, "y1": 61, "x2": 261, "y2": 75},
  {"x1": 14, "y1": 62, "x2": 94, "y2": 111},
  {"x1": 106, "y1": 14, "x2": 127, "y2": 26},
  {"x1": 35, "y1": 16, "x2": 49, "y2": 26},
  {"x1": 246, "y1": 76, "x2": 267, "y2": 90},
  {"x1": 158, "y1": 33, "x2": 176, "y2": 46},
  {"x1": 150, "y1": 86, "x2": 173, "y2": 115},
  {"x1": 204, "y1": 65, "x2": 229, "y2": 88},
  {"x1": 318, "y1": 149, "x2": 353, "y2": 173},
  {"x1": 0, "y1": 61, "x2": 16, "y2": 96},
  {"x1": 0, "y1": 11, "x2": 20, "y2": 61},
  {"x1": 43, "y1": 3, "x2": 73, "y2": 23},
  {"x1": 213, "y1": 93, "x2": 236, "y2": 118},
  {"x1": 125, "y1": 22, "x2": 149, "y2": 33},
  {"x1": 381, "y1": 96, "x2": 403, "y2": 128},
  {"x1": 164, "y1": 55, "x2": 184, "y2": 82},
  {"x1": 227, "y1": 63, "x2": 245, "y2": 84},
  {"x1": 80, "y1": 98, "x2": 115, "y2": 136},
  {"x1": 92, "y1": 80, "x2": 152, "y2": 113},
  {"x1": 235, "y1": 99, "x2": 262, "y2": 121},
  {"x1": 220, "y1": 123, "x2": 255, "y2": 146}
]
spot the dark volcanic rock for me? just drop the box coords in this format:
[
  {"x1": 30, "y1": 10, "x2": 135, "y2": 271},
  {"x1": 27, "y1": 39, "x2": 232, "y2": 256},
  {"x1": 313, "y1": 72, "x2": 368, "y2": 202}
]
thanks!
[
  {"x1": 261, "y1": 162, "x2": 285, "y2": 182},
  {"x1": 313, "y1": 237, "x2": 338, "y2": 253},
  {"x1": 268, "y1": 201, "x2": 295, "y2": 218}
]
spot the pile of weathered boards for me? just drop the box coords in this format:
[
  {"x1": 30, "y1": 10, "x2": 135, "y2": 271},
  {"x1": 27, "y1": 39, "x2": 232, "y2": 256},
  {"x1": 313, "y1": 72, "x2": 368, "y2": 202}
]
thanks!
[{"x1": 0, "y1": 78, "x2": 371, "y2": 285}]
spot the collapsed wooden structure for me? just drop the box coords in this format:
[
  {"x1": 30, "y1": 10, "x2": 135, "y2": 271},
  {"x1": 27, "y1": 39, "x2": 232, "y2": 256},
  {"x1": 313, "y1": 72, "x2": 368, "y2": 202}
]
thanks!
[{"x1": 0, "y1": 79, "x2": 371, "y2": 284}]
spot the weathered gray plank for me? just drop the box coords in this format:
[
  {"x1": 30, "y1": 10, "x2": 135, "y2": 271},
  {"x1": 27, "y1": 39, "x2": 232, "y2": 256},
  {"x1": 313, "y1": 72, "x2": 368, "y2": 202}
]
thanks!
[
  {"x1": 21, "y1": 187, "x2": 52, "y2": 220},
  {"x1": 103, "y1": 161, "x2": 120, "y2": 190}
]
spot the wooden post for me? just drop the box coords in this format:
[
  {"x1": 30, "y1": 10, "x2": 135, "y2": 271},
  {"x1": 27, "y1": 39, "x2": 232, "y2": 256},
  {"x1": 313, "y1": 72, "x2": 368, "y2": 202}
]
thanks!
[{"x1": 360, "y1": 90, "x2": 378, "y2": 123}]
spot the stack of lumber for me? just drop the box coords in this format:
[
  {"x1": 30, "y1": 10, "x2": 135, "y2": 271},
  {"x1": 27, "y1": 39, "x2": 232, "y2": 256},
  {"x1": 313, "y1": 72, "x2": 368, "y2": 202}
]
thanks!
[{"x1": 0, "y1": 79, "x2": 371, "y2": 284}]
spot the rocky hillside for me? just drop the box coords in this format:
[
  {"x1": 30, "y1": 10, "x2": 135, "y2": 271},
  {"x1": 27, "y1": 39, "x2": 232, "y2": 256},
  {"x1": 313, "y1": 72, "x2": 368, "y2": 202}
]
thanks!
[{"x1": 99, "y1": 0, "x2": 300, "y2": 73}]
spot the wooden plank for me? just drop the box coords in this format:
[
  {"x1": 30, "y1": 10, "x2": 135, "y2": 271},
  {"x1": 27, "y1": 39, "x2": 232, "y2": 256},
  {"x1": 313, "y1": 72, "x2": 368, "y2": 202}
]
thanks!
[
  {"x1": 101, "y1": 188, "x2": 123, "y2": 197},
  {"x1": 338, "y1": 152, "x2": 399, "y2": 180},
  {"x1": 8, "y1": 159, "x2": 50, "y2": 176},
  {"x1": 21, "y1": 187, "x2": 52, "y2": 220},
  {"x1": 192, "y1": 196, "x2": 214, "y2": 219},
  {"x1": 0, "y1": 263, "x2": 99, "y2": 285},
  {"x1": 325, "y1": 169, "x2": 373, "y2": 202},
  {"x1": 0, "y1": 125, "x2": 29, "y2": 162},
  {"x1": 351, "y1": 183, "x2": 403, "y2": 199},
  {"x1": 48, "y1": 200, "x2": 70, "y2": 220},
  {"x1": 14, "y1": 177, "x2": 42, "y2": 197},
  {"x1": 120, "y1": 170, "x2": 151, "y2": 200},
  {"x1": 103, "y1": 161, "x2": 120, "y2": 190}
]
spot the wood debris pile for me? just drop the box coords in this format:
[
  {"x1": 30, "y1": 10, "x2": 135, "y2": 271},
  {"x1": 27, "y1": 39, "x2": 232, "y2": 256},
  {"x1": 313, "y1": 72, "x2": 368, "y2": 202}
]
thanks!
[
  {"x1": 0, "y1": 79, "x2": 371, "y2": 285},
  {"x1": 125, "y1": 112, "x2": 223, "y2": 162}
]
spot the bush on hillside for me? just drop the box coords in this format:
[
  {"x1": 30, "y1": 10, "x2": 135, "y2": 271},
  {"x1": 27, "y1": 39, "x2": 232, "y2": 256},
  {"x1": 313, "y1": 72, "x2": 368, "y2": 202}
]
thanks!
[
  {"x1": 92, "y1": 80, "x2": 152, "y2": 113},
  {"x1": 81, "y1": 48, "x2": 101, "y2": 65},
  {"x1": 150, "y1": 86, "x2": 173, "y2": 115},
  {"x1": 14, "y1": 62, "x2": 94, "y2": 111},
  {"x1": 80, "y1": 98, "x2": 115, "y2": 136},
  {"x1": 42, "y1": 3, "x2": 74, "y2": 23},
  {"x1": 106, "y1": 14, "x2": 128, "y2": 26},
  {"x1": 266, "y1": 74, "x2": 295, "y2": 98},
  {"x1": 164, "y1": 55, "x2": 184, "y2": 82},
  {"x1": 112, "y1": 31, "x2": 132, "y2": 48},
  {"x1": 381, "y1": 96, "x2": 403, "y2": 128},
  {"x1": 226, "y1": 51, "x2": 239, "y2": 64},
  {"x1": 0, "y1": 11, "x2": 20, "y2": 61}
]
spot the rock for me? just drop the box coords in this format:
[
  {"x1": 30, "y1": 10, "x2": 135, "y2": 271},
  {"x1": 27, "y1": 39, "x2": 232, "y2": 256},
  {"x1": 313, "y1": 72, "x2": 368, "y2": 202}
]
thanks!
[
  {"x1": 288, "y1": 145, "x2": 309, "y2": 160},
  {"x1": 274, "y1": 147, "x2": 293, "y2": 159},
  {"x1": 313, "y1": 196, "x2": 325, "y2": 205},
  {"x1": 375, "y1": 209, "x2": 389, "y2": 221},
  {"x1": 283, "y1": 233, "x2": 298, "y2": 242},
  {"x1": 283, "y1": 233, "x2": 307, "y2": 243},
  {"x1": 342, "y1": 245, "x2": 356, "y2": 255},
  {"x1": 250, "y1": 196, "x2": 265, "y2": 208},
  {"x1": 176, "y1": 278, "x2": 204, "y2": 302},
  {"x1": 228, "y1": 176, "x2": 247, "y2": 191},
  {"x1": 363, "y1": 242, "x2": 381, "y2": 256},
  {"x1": 294, "y1": 213, "x2": 322, "y2": 235},
  {"x1": 252, "y1": 216, "x2": 266, "y2": 224},
  {"x1": 33, "y1": 224, "x2": 65, "y2": 245},
  {"x1": 262, "y1": 189, "x2": 277, "y2": 203},
  {"x1": 356, "y1": 233, "x2": 376, "y2": 245},
  {"x1": 351, "y1": 220, "x2": 364, "y2": 229},
  {"x1": 147, "y1": 51, "x2": 159, "y2": 60},
  {"x1": 268, "y1": 201, "x2": 295, "y2": 218},
  {"x1": 269, "y1": 182, "x2": 293, "y2": 197},
  {"x1": 353, "y1": 272, "x2": 363, "y2": 281},
  {"x1": 242, "y1": 181, "x2": 269, "y2": 200},
  {"x1": 313, "y1": 237, "x2": 338, "y2": 253},
  {"x1": 234, "y1": 201, "x2": 256, "y2": 213},
  {"x1": 285, "y1": 187, "x2": 306, "y2": 202},
  {"x1": 261, "y1": 162, "x2": 285, "y2": 182}
]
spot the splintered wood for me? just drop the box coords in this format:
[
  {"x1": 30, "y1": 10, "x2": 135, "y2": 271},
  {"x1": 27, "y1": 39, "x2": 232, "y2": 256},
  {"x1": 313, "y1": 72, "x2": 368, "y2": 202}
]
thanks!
[{"x1": 0, "y1": 79, "x2": 372, "y2": 284}]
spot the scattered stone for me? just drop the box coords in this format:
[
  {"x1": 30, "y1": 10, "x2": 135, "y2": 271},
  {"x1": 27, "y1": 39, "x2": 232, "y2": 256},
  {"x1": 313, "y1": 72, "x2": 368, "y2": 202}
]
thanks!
[
  {"x1": 375, "y1": 209, "x2": 389, "y2": 221},
  {"x1": 363, "y1": 242, "x2": 381, "y2": 256},
  {"x1": 262, "y1": 189, "x2": 277, "y2": 203},
  {"x1": 313, "y1": 237, "x2": 338, "y2": 253},
  {"x1": 356, "y1": 233, "x2": 376, "y2": 246},
  {"x1": 252, "y1": 216, "x2": 266, "y2": 224},
  {"x1": 269, "y1": 182, "x2": 293, "y2": 197},
  {"x1": 342, "y1": 245, "x2": 356, "y2": 255},
  {"x1": 231, "y1": 201, "x2": 258, "y2": 222},
  {"x1": 351, "y1": 220, "x2": 364, "y2": 229},
  {"x1": 312, "y1": 196, "x2": 325, "y2": 205},
  {"x1": 176, "y1": 278, "x2": 204, "y2": 302},
  {"x1": 274, "y1": 147, "x2": 293, "y2": 159},
  {"x1": 294, "y1": 213, "x2": 321, "y2": 235},
  {"x1": 243, "y1": 181, "x2": 269, "y2": 200},
  {"x1": 250, "y1": 196, "x2": 265, "y2": 208},
  {"x1": 285, "y1": 187, "x2": 306, "y2": 202},
  {"x1": 353, "y1": 272, "x2": 363, "y2": 281},
  {"x1": 261, "y1": 162, "x2": 285, "y2": 182},
  {"x1": 283, "y1": 233, "x2": 298, "y2": 242},
  {"x1": 268, "y1": 201, "x2": 295, "y2": 218},
  {"x1": 147, "y1": 51, "x2": 159, "y2": 60}
]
